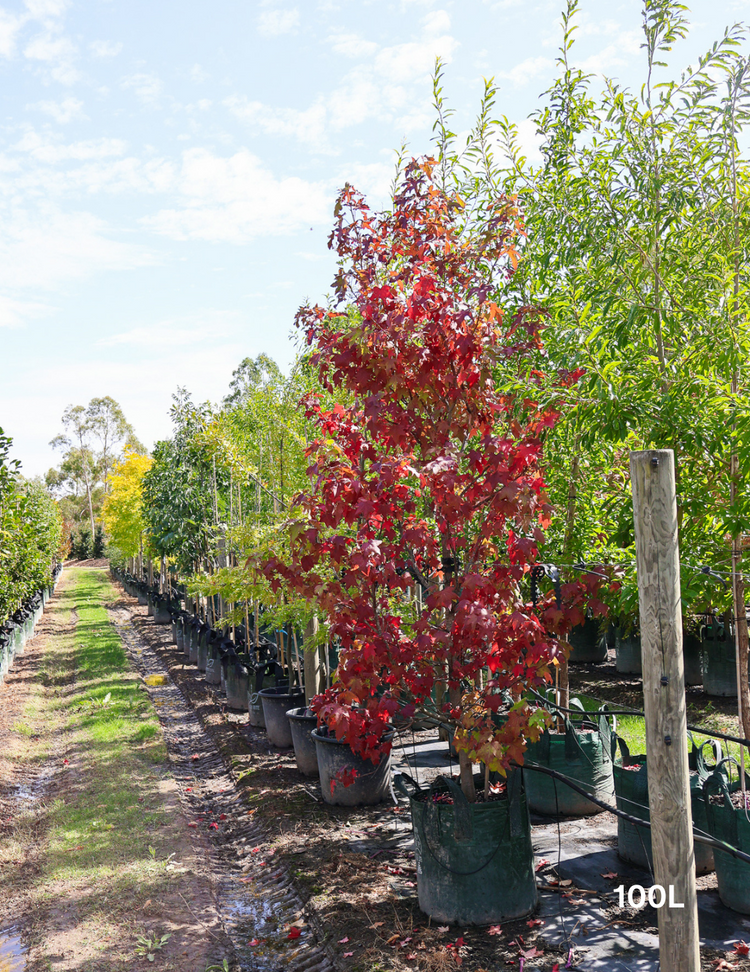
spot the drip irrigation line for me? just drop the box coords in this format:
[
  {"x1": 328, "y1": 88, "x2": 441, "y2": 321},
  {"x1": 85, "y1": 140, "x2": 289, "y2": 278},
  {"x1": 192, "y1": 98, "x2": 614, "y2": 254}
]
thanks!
[
  {"x1": 519, "y1": 761, "x2": 750, "y2": 867},
  {"x1": 530, "y1": 691, "x2": 750, "y2": 749}
]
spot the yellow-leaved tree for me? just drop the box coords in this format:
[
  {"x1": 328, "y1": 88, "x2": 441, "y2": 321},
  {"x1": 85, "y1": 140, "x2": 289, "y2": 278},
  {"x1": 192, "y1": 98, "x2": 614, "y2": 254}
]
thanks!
[{"x1": 101, "y1": 451, "x2": 153, "y2": 563}]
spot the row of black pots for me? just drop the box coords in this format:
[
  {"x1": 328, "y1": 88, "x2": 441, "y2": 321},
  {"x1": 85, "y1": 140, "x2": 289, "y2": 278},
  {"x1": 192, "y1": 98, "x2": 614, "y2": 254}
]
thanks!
[
  {"x1": 569, "y1": 617, "x2": 747, "y2": 696},
  {"x1": 0, "y1": 564, "x2": 60, "y2": 686}
]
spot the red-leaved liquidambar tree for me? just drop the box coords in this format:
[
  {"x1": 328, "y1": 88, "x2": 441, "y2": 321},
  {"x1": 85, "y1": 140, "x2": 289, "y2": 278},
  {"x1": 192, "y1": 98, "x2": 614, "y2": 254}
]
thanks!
[{"x1": 264, "y1": 159, "x2": 605, "y2": 801}]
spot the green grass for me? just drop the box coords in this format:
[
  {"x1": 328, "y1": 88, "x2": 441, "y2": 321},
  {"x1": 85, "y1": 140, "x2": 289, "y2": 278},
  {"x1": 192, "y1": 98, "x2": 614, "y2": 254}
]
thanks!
[{"x1": 39, "y1": 569, "x2": 170, "y2": 884}]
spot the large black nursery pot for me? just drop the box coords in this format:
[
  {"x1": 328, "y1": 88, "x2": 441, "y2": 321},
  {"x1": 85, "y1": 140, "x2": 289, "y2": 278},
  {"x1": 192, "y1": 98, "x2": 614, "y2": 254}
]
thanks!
[
  {"x1": 523, "y1": 714, "x2": 614, "y2": 816},
  {"x1": 137, "y1": 584, "x2": 148, "y2": 607},
  {"x1": 259, "y1": 685, "x2": 305, "y2": 747},
  {"x1": 395, "y1": 771, "x2": 537, "y2": 926},
  {"x1": 568, "y1": 618, "x2": 608, "y2": 664},
  {"x1": 615, "y1": 630, "x2": 642, "y2": 675},
  {"x1": 313, "y1": 727, "x2": 393, "y2": 806},
  {"x1": 247, "y1": 661, "x2": 285, "y2": 727},
  {"x1": 197, "y1": 626, "x2": 213, "y2": 672},
  {"x1": 225, "y1": 655, "x2": 251, "y2": 711},
  {"x1": 205, "y1": 638, "x2": 225, "y2": 686},
  {"x1": 153, "y1": 595, "x2": 171, "y2": 625},
  {"x1": 703, "y1": 761, "x2": 750, "y2": 914},
  {"x1": 682, "y1": 626, "x2": 703, "y2": 686},
  {"x1": 287, "y1": 707, "x2": 319, "y2": 777},
  {"x1": 613, "y1": 737, "x2": 715, "y2": 875}
]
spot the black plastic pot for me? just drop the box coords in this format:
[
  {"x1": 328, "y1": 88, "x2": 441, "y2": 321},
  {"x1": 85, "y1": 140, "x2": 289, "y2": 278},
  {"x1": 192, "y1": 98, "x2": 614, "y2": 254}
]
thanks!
[
  {"x1": 205, "y1": 639, "x2": 224, "y2": 686},
  {"x1": 395, "y1": 771, "x2": 537, "y2": 925},
  {"x1": 683, "y1": 629, "x2": 703, "y2": 686},
  {"x1": 312, "y1": 727, "x2": 393, "y2": 806},
  {"x1": 615, "y1": 631, "x2": 641, "y2": 675},
  {"x1": 259, "y1": 686, "x2": 304, "y2": 747},
  {"x1": 523, "y1": 716, "x2": 614, "y2": 816},
  {"x1": 197, "y1": 627, "x2": 214, "y2": 672},
  {"x1": 287, "y1": 707, "x2": 319, "y2": 777},
  {"x1": 568, "y1": 619, "x2": 608, "y2": 664},
  {"x1": 226, "y1": 657, "x2": 250, "y2": 711},
  {"x1": 154, "y1": 596, "x2": 171, "y2": 625}
]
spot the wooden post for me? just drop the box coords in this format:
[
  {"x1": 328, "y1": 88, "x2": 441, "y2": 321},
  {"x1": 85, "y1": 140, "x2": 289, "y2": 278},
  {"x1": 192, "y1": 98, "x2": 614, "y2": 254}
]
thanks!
[{"x1": 630, "y1": 449, "x2": 700, "y2": 972}]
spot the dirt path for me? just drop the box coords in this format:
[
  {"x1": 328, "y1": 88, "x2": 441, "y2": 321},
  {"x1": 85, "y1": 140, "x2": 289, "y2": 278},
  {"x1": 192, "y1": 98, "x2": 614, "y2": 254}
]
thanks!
[{"x1": 0, "y1": 569, "x2": 231, "y2": 972}]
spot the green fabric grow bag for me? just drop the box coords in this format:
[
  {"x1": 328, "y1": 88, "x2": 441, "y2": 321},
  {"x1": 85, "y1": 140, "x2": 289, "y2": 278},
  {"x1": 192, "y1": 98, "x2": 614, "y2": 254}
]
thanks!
[
  {"x1": 396, "y1": 771, "x2": 537, "y2": 926},
  {"x1": 614, "y1": 738, "x2": 715, "y2": 875},
  {"x1": 703, "y1": 761, "x2": 750, "y2": 914},
  {"x1": 568, "y1": 619, "x2": 608, "y2": 663},
  {"x1": 615, "y1": 632, "x2": 641, "y2": 674},
  {"x1": 524, "y1": 715, "x2": 614, "y2": 816}
]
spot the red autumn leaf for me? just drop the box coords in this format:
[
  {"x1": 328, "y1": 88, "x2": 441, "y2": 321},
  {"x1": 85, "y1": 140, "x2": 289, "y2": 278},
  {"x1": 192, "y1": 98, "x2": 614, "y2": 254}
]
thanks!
[
  {"x1": 187, "y1": 822, "x2": 197, "y2": 828},
  {"x1": 209, "y1": 822, "x2": 218, "y2": 830},
  {"x1": 487, "y1": 925, "x2": 503, "y2": 936},
  {"x1": 338, "y1": 937, "x2": 350, "y2": 944},
  {"x1": 535, "y1": 859, "x2": 550, "y2": 872},
  {"x1": 343, "y1": 952, "x2": 354, "y2": 957},
  {"x1": 526, "y1": 919, "x2": 543, "y2": 928},
  {"x1": 733, "y1": 942, "x2": 750, "y2": 956},
  {"x1": 601, "y1": 871, "x2": 618, "y2": 880},
  {"x1": 287, "y1": 927, "x2": 302, "y2": 940},
  {"x1": 248, "y1": 939, "x2": 261, "y2": 946}
]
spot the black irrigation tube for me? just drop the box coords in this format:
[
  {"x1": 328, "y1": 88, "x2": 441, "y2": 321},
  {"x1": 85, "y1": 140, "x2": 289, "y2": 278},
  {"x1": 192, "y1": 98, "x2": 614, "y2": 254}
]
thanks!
[
  {"x1": 518, "y1": 761, "x2": 750, "y2": 867},
  {"x1": 529, "y1": 691, "x2": 750, "y2": 749}
]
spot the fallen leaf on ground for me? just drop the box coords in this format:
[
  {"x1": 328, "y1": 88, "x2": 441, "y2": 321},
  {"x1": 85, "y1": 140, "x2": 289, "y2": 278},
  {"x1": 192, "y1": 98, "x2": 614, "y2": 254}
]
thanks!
[
  {"x1": 386, "y1": 934, "x2": 400, "y2": 945},
  {"x1": 487, "y1": 925, "x2": 503, "y2": 936},
  {"x1": 734, "y1": 942, "x2": 750, "y2": 956},
  {"x1": 248, "y1": 939, "x2": 261, "y2": 946},
  {"x1": 535, "y1": 858, "x2": 550, "y2": 871},
  {"x1": 369, "y1": 922, "x2": 384, "y2": 929},
  {"x1": 437, "y1": 926, "x2": 449, "y2": 934},
  {"x1": 343, "y1": 952, "x2": 354, "y2": 958},
  {"x1": 519, "y1": 946, "x2": 541, "y2": 960},
  {"x1": 526, "y1": 919, "x2": 543, "y2": 928},
  {"x1": 287, "y1": 927, "x2": 302, "y2": 940},
  {"x1": 338, "y1": 937, "x2": 349, "y2": 944},
  {"x1": 601, "y1": 871, "x2": 618, "y2": 880}
]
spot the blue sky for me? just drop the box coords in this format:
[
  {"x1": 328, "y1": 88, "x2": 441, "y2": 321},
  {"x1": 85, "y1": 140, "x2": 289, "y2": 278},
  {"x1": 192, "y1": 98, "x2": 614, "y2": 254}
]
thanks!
[{"x1": 2, "y1": 0, "x2": 748, "y2": 475}]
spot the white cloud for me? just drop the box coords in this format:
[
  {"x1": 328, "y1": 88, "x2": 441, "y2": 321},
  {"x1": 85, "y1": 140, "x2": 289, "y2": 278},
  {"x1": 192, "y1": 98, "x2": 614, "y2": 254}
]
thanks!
[
  {"x1": 258, "y1": 6, "x2": 300, "y2": 36},
  {"x1": 23, "y1": 31, "x2": 78, "y2": 83},
  {"x1": 498, "y1": 55, "x2": 555, "y2": 88},
  {"x1": 423, "y1": 9, "x2": 450, "y2": 34},
  {"x1": 121, "y1": 72, "x2": 163, "y2": 104},
  {"x1": 327, "y1": 31, "x2": 379, "y2": 58},
  {"x1": 227, "y1": 16, "x2": 457, "y2": 149},
  {"x1": 143, "y1": 148, "x2": 331, "y2": 243},
  {"x1": 0, "y1": 9, "x2": 24, "y2": 57},
  {"x1": 14, "y1": 129, "x2": 126, "y2": 163},
  {"x1": 24, "y1": 0, "x2": 69, "y2": 18},
  {"x1": 190, "y1": 63, "x2": 209, "y2": 82},
  {"x1": 0, "y1": 203, "x2": 155, "y2": 292},
  {"x1": 89, "y1": 39, "x2": 122, "y2": 58},
  {"x1": 0, "y1": 294, "x2": 53, "y2": 327},
  {"x1": 97, "y1": 312, "x2": 237, "y2": 348},
  {"x1": 30, "y1": 96, "x2": 86, "y2": 123}
]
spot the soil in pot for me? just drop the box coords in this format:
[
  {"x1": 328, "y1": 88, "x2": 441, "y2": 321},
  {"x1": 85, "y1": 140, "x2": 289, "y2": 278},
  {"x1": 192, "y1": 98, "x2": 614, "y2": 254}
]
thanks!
[
  {"x1": 313, "y1": 727, "x2": 393, "y2": 806},
  {"x1": 259, "y1": 685, "x2": 304, "y2": 748},
  {"x1": 396, "y1": 770, "x2": 537, "y2": 926},
  {"x1": 287, "y1": 706, "x2": 319, "y2": 777}
]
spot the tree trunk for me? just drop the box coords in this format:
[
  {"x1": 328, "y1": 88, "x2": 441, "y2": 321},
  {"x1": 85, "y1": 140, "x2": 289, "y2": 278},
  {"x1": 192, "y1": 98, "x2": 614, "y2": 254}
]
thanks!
[
  {"x1": 304, "y1": 615, "x2": 319, "y2": 704},
  {"x1": 558, "y1": 446, "x2": 581, "y2": 718},
  {"x1": 732, "y1": 542, "x2": 750, "y2": 742}
]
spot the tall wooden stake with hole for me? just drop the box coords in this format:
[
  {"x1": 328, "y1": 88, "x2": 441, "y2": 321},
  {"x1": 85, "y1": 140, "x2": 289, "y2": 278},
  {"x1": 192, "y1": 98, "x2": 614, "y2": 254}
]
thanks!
[{"x1": 630, "y1": 449, "x2": 700, "y2": 972}]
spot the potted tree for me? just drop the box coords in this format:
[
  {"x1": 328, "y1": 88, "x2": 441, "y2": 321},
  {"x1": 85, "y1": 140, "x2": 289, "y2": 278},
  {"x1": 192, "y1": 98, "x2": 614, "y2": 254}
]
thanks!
[{"x1": 265, "y1": 160, "x2": 603, "y2": 924}]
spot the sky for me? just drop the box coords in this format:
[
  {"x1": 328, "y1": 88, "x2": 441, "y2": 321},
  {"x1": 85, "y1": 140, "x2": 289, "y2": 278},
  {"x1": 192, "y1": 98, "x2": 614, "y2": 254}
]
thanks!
[{"x1": 2, "y1": 0, "x2": 750, "y2": 476}]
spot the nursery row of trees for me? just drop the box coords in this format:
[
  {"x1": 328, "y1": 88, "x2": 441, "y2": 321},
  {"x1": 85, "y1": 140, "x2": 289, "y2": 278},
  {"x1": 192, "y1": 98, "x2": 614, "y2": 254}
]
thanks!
[
  {"x1": 0, "y1": 429, "x2": 63, "y2": 627},
  {"x1": 102, "y1": 0, "x2": 750, "y2": 790}
]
